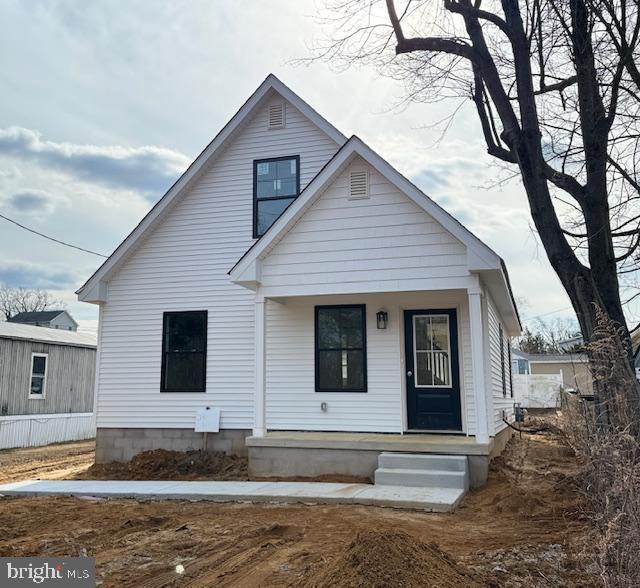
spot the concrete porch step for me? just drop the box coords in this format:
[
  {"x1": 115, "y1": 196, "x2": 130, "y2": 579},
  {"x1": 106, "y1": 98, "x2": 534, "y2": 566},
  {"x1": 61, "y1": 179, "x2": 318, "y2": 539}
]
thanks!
[
  {"x1": 378, "y1": 452, "x2": 468, "y2": 472},
  {"x1": 374, "y1": 468, "x2": 468, "y2": 490}
]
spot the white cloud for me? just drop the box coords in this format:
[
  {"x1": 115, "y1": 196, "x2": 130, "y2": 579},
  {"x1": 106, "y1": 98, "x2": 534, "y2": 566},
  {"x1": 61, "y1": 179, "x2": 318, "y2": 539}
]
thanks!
[{"x1": 0, "y1": 126, "x2": 189, "y2": 198}]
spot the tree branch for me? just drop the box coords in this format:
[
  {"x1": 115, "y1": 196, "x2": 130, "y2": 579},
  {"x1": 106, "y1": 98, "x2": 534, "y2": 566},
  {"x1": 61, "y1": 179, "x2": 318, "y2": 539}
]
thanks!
[
  {"x1": 385, "y1": 0, "x2": 477, "y2": 61},
  {"x1": 534, "y1": 75, "x2": 578, "y2": 95}
]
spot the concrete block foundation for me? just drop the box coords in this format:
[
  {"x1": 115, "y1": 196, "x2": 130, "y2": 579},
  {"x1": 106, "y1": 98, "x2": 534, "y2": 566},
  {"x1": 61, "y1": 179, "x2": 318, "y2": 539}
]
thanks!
[
  {"x1": 95, "y1": 426, "x2": 515, "y2": 489},
  {"x1": 95, "y1": 428, "x2": 251, "y2": 463},
  {"x1": 245, "y1": 431, "x2": 514, "y2": 489}
]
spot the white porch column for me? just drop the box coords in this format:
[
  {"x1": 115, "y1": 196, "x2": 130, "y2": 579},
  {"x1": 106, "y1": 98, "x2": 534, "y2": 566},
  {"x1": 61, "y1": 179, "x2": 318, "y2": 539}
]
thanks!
[
  {"x1": 253, "y1": 297, "x2": 266, "y2": 437},
  {"x1": 468, "y1": 286, "x2": 490, "y2": 445}
]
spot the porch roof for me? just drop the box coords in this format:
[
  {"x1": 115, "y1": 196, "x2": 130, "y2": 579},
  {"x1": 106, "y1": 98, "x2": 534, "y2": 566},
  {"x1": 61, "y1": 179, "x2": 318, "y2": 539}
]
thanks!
[{"x1": 229, "y1": 136, "x2": 521, "y2": 334}]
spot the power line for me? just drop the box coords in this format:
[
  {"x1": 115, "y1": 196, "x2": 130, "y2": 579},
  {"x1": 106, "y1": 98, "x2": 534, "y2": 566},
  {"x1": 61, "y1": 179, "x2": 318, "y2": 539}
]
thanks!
[
  {"x1": 0, "y1": 212, "x2": 108, "y2": 258},
  {"x1": 522, "y1": 306, "x2": 574, "y2": 322}
]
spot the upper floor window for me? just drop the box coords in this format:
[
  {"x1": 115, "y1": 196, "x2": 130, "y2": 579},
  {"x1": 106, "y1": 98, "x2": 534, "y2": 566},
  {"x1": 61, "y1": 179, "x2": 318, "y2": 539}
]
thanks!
[{"x1": 253, "y1": 155, "x2": 300, "y2": 238}]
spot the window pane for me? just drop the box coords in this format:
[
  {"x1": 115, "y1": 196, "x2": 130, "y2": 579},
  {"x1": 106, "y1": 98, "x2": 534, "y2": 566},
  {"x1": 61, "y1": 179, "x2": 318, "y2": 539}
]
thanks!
[
  {"x1": 414, "y1": 317, "x2": 432, "y2": 351},
  {"x1": 256, "y1": 161, "x2": 276, "y2": 180},
  {"x1": 30, "y1": 376, "x2": 44, "y2": 395},
  {"x1": 416, "y1": 351, "x2": 434, "y2": 386},
  {"x1": 163, "y1": 352, "x2": 205, "y2": 391},
  {"x1": 416, "y1": 351, "x2": 450, "y2": 387},
  {"x1": 276, "y1": 159, "x2": 296, "y2": 179},
  {"x1": 256, "y1": 179, "x2": 277, "y2": 198},
  {"x1": 432, "y1": 351, "x2": 450, "y2": 386},
  {"x1": 318, "y1": 350, "x2": 342, "y2": 390},
  {"x1": 165, "y1": 313, "x2": 206, "y2": 352},
  {"x1": 318, "y1": 308, "x2": 364, "y2": 349},
  {"x1": 32, "y1": 355, "x2": 46, "y2": 376},
  {"x1": 431, "y1": 316, "x2": 449, "y2": 351},
  {"x1": 256, "y1": 197, "x2": 294, "y2": 235},
  {"x1": 318, "y1": 350, "x2": 364, "y2": 391},
  {"x1": 277, "y1": 177, "x2": 296, "y2": 197}
]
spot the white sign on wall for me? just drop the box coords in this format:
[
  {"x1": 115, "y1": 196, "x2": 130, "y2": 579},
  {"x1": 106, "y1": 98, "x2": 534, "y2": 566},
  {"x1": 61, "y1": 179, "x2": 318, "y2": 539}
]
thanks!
[{"x1": 195, "y1": 407, "x2": 221, "y2": 433}]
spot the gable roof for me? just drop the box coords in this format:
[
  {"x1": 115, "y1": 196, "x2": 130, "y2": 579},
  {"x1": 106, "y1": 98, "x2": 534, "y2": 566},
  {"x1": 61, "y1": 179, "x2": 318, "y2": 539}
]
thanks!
[
  {"x1": 229, "y1": 135, "x2": 521, "y2": 333},
  {"x1": 0, "y1": 321, "x2": 96, "y2": 348},
  {"x1": 8, "y1": 310, "x2": 66, "y2": 323},
  {"x1": 76, "y1": 74, "x2": 347, "y2": 303}
]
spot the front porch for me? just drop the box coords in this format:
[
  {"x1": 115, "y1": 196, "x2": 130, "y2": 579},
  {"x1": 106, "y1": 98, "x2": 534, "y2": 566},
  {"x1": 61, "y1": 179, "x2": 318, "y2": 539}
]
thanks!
[{"x1": 246, "y1": 429, "x2": 512, "y2": 488}]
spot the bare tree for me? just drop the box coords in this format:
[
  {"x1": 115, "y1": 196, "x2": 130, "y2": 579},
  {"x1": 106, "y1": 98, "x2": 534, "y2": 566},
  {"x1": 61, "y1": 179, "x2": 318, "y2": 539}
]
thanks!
[
  {"x1": 312, "y1": 0, "x2": 640, "y2": 413},
  {"x1": 0, "y1": 284, "x2": 64, "y2": 321},
  {"x1": 516, "y1": 316, "x2": 581, "y2": 352}
]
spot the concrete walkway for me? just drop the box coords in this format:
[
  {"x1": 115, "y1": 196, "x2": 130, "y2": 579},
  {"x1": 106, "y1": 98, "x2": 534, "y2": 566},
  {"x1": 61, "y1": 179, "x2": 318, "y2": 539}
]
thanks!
[{"x1": 0, "y1": 479, "x2": 464, "y2": 512}]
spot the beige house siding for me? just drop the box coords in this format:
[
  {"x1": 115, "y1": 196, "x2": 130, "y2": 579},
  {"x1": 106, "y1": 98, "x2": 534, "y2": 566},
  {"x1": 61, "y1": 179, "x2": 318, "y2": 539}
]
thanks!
[{"x1": 529, "y1": 361, "x2": 592, "y2": 393}]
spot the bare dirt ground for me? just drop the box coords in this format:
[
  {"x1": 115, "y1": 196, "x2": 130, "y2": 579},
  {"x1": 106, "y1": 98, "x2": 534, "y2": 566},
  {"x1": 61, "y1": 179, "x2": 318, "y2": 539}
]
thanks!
[
  {"x1": 0, "y1": 427, "x2": 596, "y2": 587},
  {"x1": 0, "y1": 439, "x2": 95, "y2": 484}
]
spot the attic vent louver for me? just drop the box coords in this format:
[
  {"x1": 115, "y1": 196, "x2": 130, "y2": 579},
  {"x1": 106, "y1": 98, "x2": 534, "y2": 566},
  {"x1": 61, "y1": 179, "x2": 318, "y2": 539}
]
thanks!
[
  {"x1": 349, "y1": 170, "x2": 369, "y2": 199},
  {"x1": 268, "y1": 103, "x2": 286, "y2": 129}
]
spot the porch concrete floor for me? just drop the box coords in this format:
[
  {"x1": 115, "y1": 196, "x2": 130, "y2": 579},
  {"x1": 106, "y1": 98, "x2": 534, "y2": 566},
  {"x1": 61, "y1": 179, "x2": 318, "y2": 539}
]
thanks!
[
  {"x1": 0, "y1": 479, "x2": 464, "y2": 512},
  {"x1": 246, "y1": 431, "x2": 490, "y2": 456}
]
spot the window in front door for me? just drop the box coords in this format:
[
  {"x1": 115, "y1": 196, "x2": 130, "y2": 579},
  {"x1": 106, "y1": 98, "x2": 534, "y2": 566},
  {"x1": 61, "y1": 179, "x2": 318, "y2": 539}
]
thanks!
[{"x1": 413, "y1": 314, "x2": 452, "y2": 388}]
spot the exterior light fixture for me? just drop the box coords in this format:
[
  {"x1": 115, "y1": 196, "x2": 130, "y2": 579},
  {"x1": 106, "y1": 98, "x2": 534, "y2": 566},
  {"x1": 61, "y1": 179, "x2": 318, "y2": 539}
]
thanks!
[{"x1": 376, "y1": 310, "x2": 388, "y2": 330}]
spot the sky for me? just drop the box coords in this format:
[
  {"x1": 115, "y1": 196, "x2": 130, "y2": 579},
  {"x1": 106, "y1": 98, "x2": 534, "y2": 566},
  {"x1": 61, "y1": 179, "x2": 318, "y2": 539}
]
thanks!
[{"x1": 0, "y1": 0, "x2": 577, "y2": 334}]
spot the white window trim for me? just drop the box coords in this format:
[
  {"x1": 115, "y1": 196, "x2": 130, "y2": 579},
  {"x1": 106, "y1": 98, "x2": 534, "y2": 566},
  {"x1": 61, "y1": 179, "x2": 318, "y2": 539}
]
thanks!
[{"x1": 28, "y1": 352, "x2": 48, "y2": 400}]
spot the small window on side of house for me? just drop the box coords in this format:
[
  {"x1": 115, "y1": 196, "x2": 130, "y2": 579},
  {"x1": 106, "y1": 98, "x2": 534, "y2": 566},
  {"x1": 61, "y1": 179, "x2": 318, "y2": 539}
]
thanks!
[
  {"x1": 499, "y1": 324, "x2": 506, "y2": 397},
  {"x1": 508, "y1": 340, "x2": 513, "y2": 397},
  {"x1": 161, "y1": 311, "x2": 207, "y2": 392},
  {"x1": 29, "y1": 353, "x2": 48, "y2": 399}
]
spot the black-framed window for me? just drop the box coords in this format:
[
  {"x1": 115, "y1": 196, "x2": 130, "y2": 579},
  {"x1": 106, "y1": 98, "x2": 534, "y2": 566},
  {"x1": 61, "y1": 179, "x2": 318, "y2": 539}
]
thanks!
[
  {"x1": 161, "y1": 311, "x2": 207, "y2": 392},
  {"x1": 315, "y1": 305, "x2": 367, "y2": 392},
  {"x1": 499, "y1": 324, "x2": 506, "y2": 397},
  {"x1": 253, "y1": 155, "x2": 300, "y2": 238},
  {"x1": 507, "y1": 340, "x2": 513, "y2": 397}
]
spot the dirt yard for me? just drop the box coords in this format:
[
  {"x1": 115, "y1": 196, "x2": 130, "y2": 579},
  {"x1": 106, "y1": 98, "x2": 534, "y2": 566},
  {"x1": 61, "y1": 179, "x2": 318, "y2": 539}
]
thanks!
[
  {"x1": 0, "y1": 439, "x2": 95, "y2": 484},
  {"x1": 0, "y1": 427, "x2": 596, "y2": 587}
]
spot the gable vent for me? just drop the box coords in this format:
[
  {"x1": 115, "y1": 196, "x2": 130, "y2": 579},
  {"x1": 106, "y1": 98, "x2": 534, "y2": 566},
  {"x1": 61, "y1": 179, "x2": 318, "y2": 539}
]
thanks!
[
  {"x1": 268, "y1": 103, "x2": 286, "y2": 129},
  {"x1": 349, "y1": 170, "x2": 369, "y2": 199}
]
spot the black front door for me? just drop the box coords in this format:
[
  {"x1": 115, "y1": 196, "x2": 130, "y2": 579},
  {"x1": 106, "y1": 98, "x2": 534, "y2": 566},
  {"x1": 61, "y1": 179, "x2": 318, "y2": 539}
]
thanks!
[{"x1": 404, "y1": 309, "x2": 462, "y2": 431}]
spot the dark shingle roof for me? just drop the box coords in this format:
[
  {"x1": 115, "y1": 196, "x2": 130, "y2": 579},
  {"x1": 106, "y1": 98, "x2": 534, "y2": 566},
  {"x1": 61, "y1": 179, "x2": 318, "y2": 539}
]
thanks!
[{"x1": 7, "y1": 310, "x2": 65, "y2": 323}]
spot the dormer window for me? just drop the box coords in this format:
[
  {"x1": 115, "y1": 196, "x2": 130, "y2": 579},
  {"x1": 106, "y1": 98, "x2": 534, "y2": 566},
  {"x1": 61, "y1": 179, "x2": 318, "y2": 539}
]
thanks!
[{"x1": 253, "y1": 155, "x2": 300, "y2": 238}]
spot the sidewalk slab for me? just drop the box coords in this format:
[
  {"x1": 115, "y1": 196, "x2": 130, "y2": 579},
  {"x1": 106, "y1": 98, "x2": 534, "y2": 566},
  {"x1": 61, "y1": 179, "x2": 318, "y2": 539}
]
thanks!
[{"x1": 0, "y1": 480, "x2": 463, "y2": 512}]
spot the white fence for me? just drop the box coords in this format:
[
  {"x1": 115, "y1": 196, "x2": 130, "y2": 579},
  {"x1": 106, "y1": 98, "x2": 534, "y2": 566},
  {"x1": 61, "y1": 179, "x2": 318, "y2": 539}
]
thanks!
[
  {"x1": 0, "y1": 412, "x2": 95, "y2": 450},
  {"x1": 512, "y1": 374, "x2": 563, "y2": 409}
]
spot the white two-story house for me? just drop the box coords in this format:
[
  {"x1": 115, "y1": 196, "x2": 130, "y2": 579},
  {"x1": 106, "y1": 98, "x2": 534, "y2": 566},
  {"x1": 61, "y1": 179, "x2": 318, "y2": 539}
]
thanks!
[{"x1": 77, "y1": 75, "x2": 520, "y2": 488}]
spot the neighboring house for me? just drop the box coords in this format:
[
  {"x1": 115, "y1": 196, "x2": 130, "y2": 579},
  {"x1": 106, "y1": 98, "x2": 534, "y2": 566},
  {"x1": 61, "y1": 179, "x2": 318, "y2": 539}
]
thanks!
[
  {"x1": 77, "y1": 75, "x2": 521, "y2": 488},
  {"x1": 8, "y1": 310, "x2": 78, "y2": 332},
  {"x1": 512, "y1": 349, "x2": 592, "y2": 393},
  {"x1": 511, "y1": 348, "x2": 530, "y2": 375},
  {"x1": 557, "y1": 335, "x2": 583, "y2": 352},
  {"x1": 0, "y1": 321, "x2": 96, "y2": 449}
]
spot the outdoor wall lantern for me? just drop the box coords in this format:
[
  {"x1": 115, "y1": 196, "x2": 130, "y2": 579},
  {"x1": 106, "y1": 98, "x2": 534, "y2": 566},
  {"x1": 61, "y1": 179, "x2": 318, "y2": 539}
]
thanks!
[{"x1": 376, "y1": 310, "x2": 389, "y2": 330}]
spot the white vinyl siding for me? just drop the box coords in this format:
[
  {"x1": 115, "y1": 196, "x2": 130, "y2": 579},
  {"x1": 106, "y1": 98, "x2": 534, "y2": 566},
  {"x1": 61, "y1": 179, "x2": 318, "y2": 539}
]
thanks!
[
  {"x1": 265, "y1": 291, "x2": 476, "y2": 434},
  {"x1": 259, "y1": 159, "x2": 470, "y2": 297},
  {"x1": 487, "y1": 292, "x2": 514, "y2": 433},
  {"x1": 96, "y1": 96, "x2": 340, "y2": 429}
]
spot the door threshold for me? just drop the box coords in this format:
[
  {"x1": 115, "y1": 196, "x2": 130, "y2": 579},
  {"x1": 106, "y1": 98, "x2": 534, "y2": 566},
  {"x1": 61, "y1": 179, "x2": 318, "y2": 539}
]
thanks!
[{"x1": 404, "y1": 429, "x2": 465, "y2": 435}]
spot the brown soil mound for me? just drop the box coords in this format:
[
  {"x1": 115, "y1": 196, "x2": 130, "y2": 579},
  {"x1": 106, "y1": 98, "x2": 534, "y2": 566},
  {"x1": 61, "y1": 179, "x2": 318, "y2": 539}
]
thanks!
[
  {"x1": 77, "y1": 449, "x2": 249, "y2": 481},
  {"x1": 304, "y1": 529, "x2": 485, "y2": 588}
]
